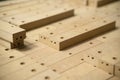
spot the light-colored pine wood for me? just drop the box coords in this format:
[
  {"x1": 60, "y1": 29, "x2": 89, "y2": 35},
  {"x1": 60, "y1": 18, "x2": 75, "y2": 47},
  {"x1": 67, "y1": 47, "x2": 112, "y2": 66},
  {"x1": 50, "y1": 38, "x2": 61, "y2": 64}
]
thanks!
[
  {"x1": 39, "y1": 17, "x2": 115, "y2": 50},
  {"x1": 0, "y1": 0, "x2": 119, "y2": 80},
  {"x1": 0, "y1": 20, "x2": 26, "y2": 48}
]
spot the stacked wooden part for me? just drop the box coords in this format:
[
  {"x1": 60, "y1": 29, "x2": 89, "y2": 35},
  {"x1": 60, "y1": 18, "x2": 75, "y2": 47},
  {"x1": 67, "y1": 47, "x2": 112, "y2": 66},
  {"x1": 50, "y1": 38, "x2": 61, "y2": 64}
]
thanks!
[
  {"x1": 0, "y1": 20, "x2": 26, "y2": 49},
  {"x1": 39, "y1": 17, "x2": 116, "y2": 50},
  {"x1": 88, "y1": 0, "x2": 118, "y2": 7}
]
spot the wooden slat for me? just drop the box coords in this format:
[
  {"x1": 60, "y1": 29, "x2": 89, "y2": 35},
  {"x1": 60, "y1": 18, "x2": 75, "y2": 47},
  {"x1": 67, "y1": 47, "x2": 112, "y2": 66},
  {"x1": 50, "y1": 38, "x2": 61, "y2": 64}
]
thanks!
[
  {"x1": 0, "y1": 20, "x2": 26, "y2": 48},
  {"x1": 88, "y1": 0, "x2": 118, "y2": 7},
  {"x1": 39, "y1": 17, "x2": 115, "y2": 50},
  {"x1": 115, "y1": 62, "x2": 120, "y2": 78},
  {"x1": 3, "y1": 8, "x2": 74, "y2": 30}
]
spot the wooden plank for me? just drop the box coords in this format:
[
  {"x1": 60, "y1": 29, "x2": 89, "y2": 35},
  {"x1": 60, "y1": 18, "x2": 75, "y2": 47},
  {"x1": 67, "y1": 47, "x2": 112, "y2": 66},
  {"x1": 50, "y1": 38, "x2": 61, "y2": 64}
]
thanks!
[
  {"x1": 0, "y1": 20, "x2": 26, "y2": 48},
  {"x1": 28, "y1": 70, "x2": 60, "y2": 80},
  {"x1": 0, "y1": 63, "x2": 47, "y2": 80},
  {"x1": 108, "y1": 77, "x2": 120, "y2": 80},
  {"x1": 39, "y1": 17, "x2": 115, "y2": 50},
  {"x1": 80, "y1": 69, "x2": 112, "y2": 80},
  {"x1": 115, "y1": 62, "x2": 120, "y2": 78},
  {"x1": 83, "y1": 38, "x2": 120, "y2": 75},
  {"x1": 49, "y1": 52, "x2": 85, "y2": 73},
  {"x1": 0, "y1": 2, "x2": 68, "y2": 18},
  {"x1": 59, "y1": 63, "x2": 96, "y2": 80},
  {"x1": 3, "y1": 8, "x2": 74, "y2": 30},
  {"x1": 88, "y1": 0, "x2": 118, "y2": 7},
  {"x1": 0, "y1": 56, "x2": 34, "y2": 77}
]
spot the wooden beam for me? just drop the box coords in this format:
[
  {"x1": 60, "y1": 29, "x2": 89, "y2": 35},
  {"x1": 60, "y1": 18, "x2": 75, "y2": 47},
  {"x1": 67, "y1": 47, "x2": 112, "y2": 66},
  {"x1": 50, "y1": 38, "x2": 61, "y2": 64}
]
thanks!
[
  {"x1": 0, "y1": 20, "x2": 26, "y2": 48},
  {"x1": 2, "y1": 8, "x2": 74, "y2": 30},
  {"x1": 88, "y1": 0, "x2": 118, "y2": 7},
  {"x1": 39, "y1": 17, "x2": 116, "y2": 50},
  {"x1": 115, "y1": 62, "x2": 120, "y2": 78}
]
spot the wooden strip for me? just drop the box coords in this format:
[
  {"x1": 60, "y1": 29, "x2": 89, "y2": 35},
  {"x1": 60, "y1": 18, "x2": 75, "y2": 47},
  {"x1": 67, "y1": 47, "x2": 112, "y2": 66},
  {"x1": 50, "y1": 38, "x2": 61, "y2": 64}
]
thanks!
[
  {"x1": 3, "y1": 8, "x2": 74, "y2": 30},
  {"x1": 0, "y1": 63, "x2": 47, "y2": 80},
  {"x1": 28, "y1": 70, "x2": 60, "y2": 80},
  {"x1": 0, "y1": 56, "x2": 34, "y2": 77},
  {"x1": 115, "y1": 62, "x2": 120, "y2": 78},
  {"x1": 83, "y1": 38, "x2": 120, "y2": 75},
  {"x1": 0, "y1": 20, "x2": 26, "y2": 48},
  {"x1": 60, "y1": 63, "x2": 96, "y2": 79},
  {"x1": 0, "y1": 50, "x2": 24, "y2": 66},
  {"x1": 108, "y1": 77, "x2": 120, "y2": 80},
  {"x1": 80, "y1": 69, "x2": 112, "y2": 80},
  {"x1": 49, "y1": 52, "x2": 85, "y2": 73},
  {"x1": 40, "y1": 17, "x2": 115, "y2": 50},
  {"x1": 88, "y1": 0, "x2": 118, "y2": 7}
]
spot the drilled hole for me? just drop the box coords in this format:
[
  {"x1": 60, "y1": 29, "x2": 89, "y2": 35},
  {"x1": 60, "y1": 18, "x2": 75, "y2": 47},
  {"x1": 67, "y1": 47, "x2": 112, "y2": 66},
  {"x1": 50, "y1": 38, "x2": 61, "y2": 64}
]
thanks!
[
  {"x1": 44, "y1": 37, "x2": 46, "y2": 40},
  {"x1": 106, "y1": 64, "x2": 109, "y2": 66},
  {"x1": 35, "y1": 40, "x2": 38, "y2": 41},
  {"x1": 89, "y1": 42, "x2": 93, "y2": 44},
  {"x1": 3, "y1": 13, "x2": 7, "y2": 15},
  {"x1": 59, "y1": 22, "x2": 62, "y2": 24},
  {"x1": 5, "y1": 48, "x2": 9, "y2": 51},
  {"x1": 88, "y1": 55, "x2": 90, "y2": 57},
  {"x1": 103, "y1": 20, "x2": 107, "y2": 23},
  {"x1": 20, "y1": 36, "x2": 22, "y2": 39},
  {"x1": 18, "y1": 43, "x2": 20, "y2": 45},
  {"x1": 98, "y1": 50, "x2": 102, "y2": 53},
  {"x1": 109, "y1": 73, "x2": 112, "y2": 75},
  {"x1": 112, "y1": 57, "x2": 117, "y2": 60},
  {"x1": 44, "y1": 76, "x2": 50, "y2": 80},
  {"x1": 69, "y1": 53, "x2": 72, "y2": 55},
  {"x1": 9, "y1": 56, "x2": 14, "y2": 59},
  {"x1": 101, "y1": 62, "x2": 104, "y2": 64},
  {"x1": 31, "y1": 69, "x2": 36, "y2": 72},
  {"x1": 91, "y1": 57, "x2": 94, "y2": 59},
  {"x1": 81, "y1": 58, "x2": 84, "y2": 61},
  {"x1": 16, "y1": 38, "x2": 18, "y2": 40},
  {"x1": 50, "y1": 33, "x2": 53, "y2": 35},
  {"x1": 41, "y1": 63, "x2": 45, "y2": 66},
  {"x1": 60, "y1": 37, "x2": 64, "y2": 39},
  {"x1": 20, "y1": 62, "x2": 25, "y2": 65},
  {"x1": 8, "y1": 21, "x2": 11, "y2": 24},
  {"x1": 102, "y1": 36, "x2": 106, "y2": 39},
  {"x1": 11, "y1": 17, "x2": 15, "y2": 19},
  {"x1": 46, "y1": 27, "x2": 49, "y2": 29},
  {"x1": 92, "y1": 17, "x2": 95, "y2": 19},
  {"x1": 118, "y1": 69, "x2": 120, "y2": 71},
  {"x1": 53, "y1": 69, "x2": 57, "y2": 72},
  {"x1": 54, "y1": 42, "x2": 56, "y2": 44}
]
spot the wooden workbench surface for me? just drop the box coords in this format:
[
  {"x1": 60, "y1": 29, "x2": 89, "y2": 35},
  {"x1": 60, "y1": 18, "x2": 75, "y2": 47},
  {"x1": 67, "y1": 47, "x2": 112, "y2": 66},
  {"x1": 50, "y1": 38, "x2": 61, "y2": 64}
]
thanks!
[{"x1": 0, "y1": 0, "x2": 120, "y2": 80}]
